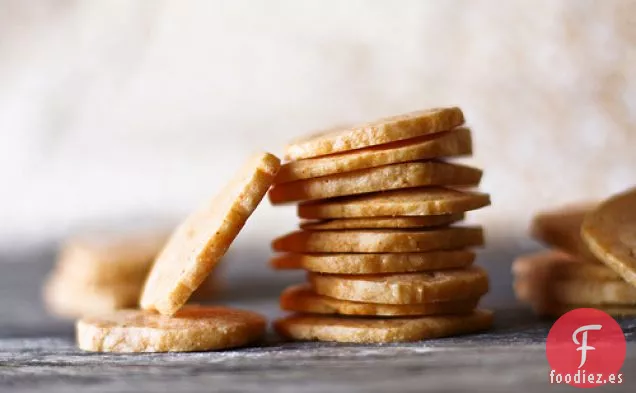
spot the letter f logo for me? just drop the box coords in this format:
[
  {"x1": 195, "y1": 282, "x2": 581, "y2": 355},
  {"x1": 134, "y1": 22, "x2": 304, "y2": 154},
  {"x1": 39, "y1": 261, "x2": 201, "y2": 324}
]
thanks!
[{"x1": 572, "y1": 324, "x2": 602, "y2": 368}]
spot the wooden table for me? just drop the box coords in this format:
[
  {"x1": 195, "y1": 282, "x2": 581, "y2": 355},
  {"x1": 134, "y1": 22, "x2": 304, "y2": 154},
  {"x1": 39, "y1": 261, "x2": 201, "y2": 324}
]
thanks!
[{"x1": 0, "y1": 241, "x2": 634, "y2": 392}]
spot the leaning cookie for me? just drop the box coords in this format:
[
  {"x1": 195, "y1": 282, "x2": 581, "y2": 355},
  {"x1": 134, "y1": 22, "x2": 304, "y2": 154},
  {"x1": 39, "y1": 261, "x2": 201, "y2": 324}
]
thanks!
[{"x1": 141, "y1": 152, "x2": 280, "y2": 316}]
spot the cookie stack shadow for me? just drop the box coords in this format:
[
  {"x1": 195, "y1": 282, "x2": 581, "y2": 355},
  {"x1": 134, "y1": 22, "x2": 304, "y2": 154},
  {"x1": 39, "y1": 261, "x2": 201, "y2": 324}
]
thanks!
[
  {"x1": 268, "y1": 107, "x2": 494, "y2": 343},
  {"x1": 513, "y1": 202, "x2": 636, "y2": 318}
]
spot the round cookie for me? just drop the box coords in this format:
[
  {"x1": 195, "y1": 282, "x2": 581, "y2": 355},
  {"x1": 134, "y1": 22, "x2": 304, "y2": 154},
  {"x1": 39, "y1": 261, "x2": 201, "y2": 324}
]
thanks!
[
  {"x1": 269, "y1": 161, "x2": 482, "y2": 204},
  {"x1": 582, "y1": 187, "x2": 636, "y2": 287},
  {"x1": 284, "y1": 107, "x2": 464, "y2": 160},
  {"x1": 299, "y1": 214, "x2": 464, "y2": 230},
  {"x1": 76, "y1": 306, "x2": 266, "y2": 352},
  {"x1": 309, "y1": 266, "x2": 489, "y2": 304},
  {"x1": 512, "y1": 251, "x2": 620, "y2": 281},
  {"x1": 272, "y1": 227, "x2": 484, "y2": 253},
  {"x1": 277, "y1": 127, "x2": 472, "y2": 183},
  {"x1": 270, "y1": 251, "x2": 475, "y2": 274},
  {"x1": 514, "y1": 277, "x2": 636, "y2": 305},
  {"x1": 297, "y1": 187, "x2": 490, "y2": 219},
  {"x1": 280, "y1": 284, "x2": 480, "y2": 316},
  {"x1": 530, "y1": 202, "x2": 599, "y2": 263},
  {"x1": 141, "y1": 152, "x2": 280, "y2": 316},
  {"x1": 274, "y1": 309, "x2": 493, "y2": 343}
]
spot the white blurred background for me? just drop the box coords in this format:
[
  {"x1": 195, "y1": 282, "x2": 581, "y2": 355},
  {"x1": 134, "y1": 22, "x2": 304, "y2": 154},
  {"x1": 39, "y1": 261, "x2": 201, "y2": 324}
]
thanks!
[{"x1": 1, "y1": 0, "x2": 635, "y2": 249}]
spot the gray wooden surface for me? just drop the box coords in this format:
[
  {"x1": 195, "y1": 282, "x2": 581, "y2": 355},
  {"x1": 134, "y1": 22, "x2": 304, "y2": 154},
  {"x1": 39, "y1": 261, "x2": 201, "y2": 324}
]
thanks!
[{"x1": 0, "y1": 240, "x2": 634, "y2": 393}]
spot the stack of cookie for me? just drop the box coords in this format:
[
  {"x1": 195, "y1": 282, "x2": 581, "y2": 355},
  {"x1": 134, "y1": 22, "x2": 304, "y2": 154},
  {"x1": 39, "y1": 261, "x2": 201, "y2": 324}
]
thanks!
[
  {"x1": 268, "y1": 107, "x2": 494, "y2": 343},
  {"x1": 514, "y1": 191, "x2": 636, "y2": 318}
]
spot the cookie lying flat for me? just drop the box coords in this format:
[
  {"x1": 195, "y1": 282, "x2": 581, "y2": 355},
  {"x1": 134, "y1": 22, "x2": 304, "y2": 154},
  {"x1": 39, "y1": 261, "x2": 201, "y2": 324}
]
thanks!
[
  {"x1": 141, "y1": 153, "x2": 280, "y2": 316},
  {"x1": 284, "y1": 107, "x2": 464, "y2": 160},
  {"x1": 56, "y1": 229, "x2": 169, "y2": 284},
  {"x1": 274, "y1": 309, "x2": 493, "y2": 343},
  {"x1": 512, "y1": 251, "x2": 620, "y2": 281},
  {"x1": 277, "y1": 127, "x2": 472, "y2": 183},
  {"x1": 297, "y1": 187, "x2": 490, "y2": 219},
  {"x1": 530, "y1": 202, "x2": 599, "y2": 263},
  {"x1": 269, "y1": 161, "x2": 482, "y2": 204},
  {"x1": 272, "y1": 227, "x2": 484, "y2": 253},
  {"x1": 280, "y1": 284, "x2": 480, "y2": 316},
  {"x1": 270, "y1": 251, "x2": 475, "y2": 274},
  {"x1": 299, "y1": 214, "x2": 464, "y2": 230},
  {"x1": 309, "y1": 267, "x2": 489, "y2": 304},
  {"x1": 77, "y1": 306, "x2": 266, "y2": 352},
  {"x1": 514, "y1": 278, "x2": 636, "y2": 305},
  {"x1": 582, "y1": 187, "x2": 636, "y2": 288}
]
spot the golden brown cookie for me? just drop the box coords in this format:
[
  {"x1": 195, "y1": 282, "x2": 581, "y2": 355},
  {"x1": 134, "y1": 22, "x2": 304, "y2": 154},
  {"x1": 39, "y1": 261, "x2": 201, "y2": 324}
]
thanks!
[
  {"x1": 280, "y1": 284, "x2": 480, "y2": 316},
  {"x1": 514, "y1": 277, "x2": 636, "y2": 305},
  {"x1": 277, "y1": 128, "x2": 472, "y2": 183},
  {"x1": 43, "y1": 273, "x2": 141, "y2": 318},
  {"x1": 582, "y1": 187, "x2": 636, "y2": 288},
  {"x1": 511, "y1": 251, "x2": 620, "y2": 281},
  {"x1": 76, "y1": 306, "x2": 266, "y2": 352},
  {"x1": 297, "y1": 187, "x2": 490, "y2": 219},
  {"x1": 269, "y1": 161, "x2": 482, "y2": 204},
  {"x1": 530, "y1": 202, "x2": 599, "y2": 262},
  {"x1": 274, "y1": 309, "x2": 493, "y2": 343},
  {"x1": 270, "y1": 250, "x2": 475, "y2": 274},
  {"x1": 284, "y1": 107, "x2": 464, "y2": 160},
  {"x1": 299, "y1": 214, "x2": 464, "y2": 230},
  {"x1": 309, "y1": 266, "x2": 489, "y2": 304},
  {"x1": 272, "y1": 227, "x2": 484, "y2": 253},
  {"x1": 56, "y1": 229, "x2": 169, "y2": 284},
  {"x1": 140, "y1": 152, "x2": 280, "y2": 316}
]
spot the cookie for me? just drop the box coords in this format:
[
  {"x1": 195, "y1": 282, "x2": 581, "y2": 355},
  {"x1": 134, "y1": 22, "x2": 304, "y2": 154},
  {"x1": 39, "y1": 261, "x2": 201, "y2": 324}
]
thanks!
[
  {"x1": 309, "y1": 266, "x2": 489, "y2": 304},
  {"x1": 297, "y1": 187, "x2": 490, "y2": 219},
  {"x1": 530, "y1": 202, "x2": 599, "y2": 263},
  {"x1": 274, "y1": 309, "x2": 493, "y2": 343},
  {"x1": 280, "y1": 284, "x2": 480, "y2": 316},
  {"x1": 76, "y1": 306, "x2": 266, "y2": 352},
  {"x1": 284, "y1": 107, "x2": 464, "y2": 160},
  {"x1": 270, "y1": 250, "x2": 475, "y2": 274},
  {"x1": 272, "y1": 227, "x2": 484, "y2": 253},
  {"x1": 269, "y1": 161, "x2": 482, "y2": 204},
  {"x1": 582, "y1": 187, "x2": 636, "y2": 287},
  {"x1": 514, "y1": 278, "x2": 636, "y2": 305},
  {"x1": 43, "y1": 273, "x2": 141, "y2": 318},
  {"x1": 277, "y1": 128, "x2": 472, "y2": 183},
  {"x1": 299, "y1": 214, "x2": 464, "y2": 230},
  {"x1": 56, "y1": 229, "x2": 169, "y2": 284},
  {"x1": 140, "y1": 152, "x2": 280, "y2": 316},
  {"x1": 512, "y1": 251, "x2": 620, "y2": 281}
]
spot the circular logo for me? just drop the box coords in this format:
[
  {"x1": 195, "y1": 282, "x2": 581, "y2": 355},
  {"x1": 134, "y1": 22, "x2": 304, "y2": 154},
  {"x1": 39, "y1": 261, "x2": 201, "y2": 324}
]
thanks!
[{"x1": 546, "y1": 308, "x2": 626, "y2": 388}]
